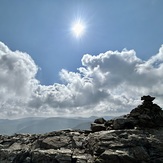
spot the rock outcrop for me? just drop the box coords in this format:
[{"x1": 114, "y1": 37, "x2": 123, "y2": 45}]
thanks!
[
  {"x1": 0, "y1": 95, "x2": 163, "y2": 163},
  {"x1": 92, "y1": 95, "x2": 163, "y2": 131}
]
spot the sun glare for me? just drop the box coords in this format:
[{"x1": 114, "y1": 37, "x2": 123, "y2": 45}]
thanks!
[{"x1": 72, "y1": 20, "x2": 85, "y2": 38}]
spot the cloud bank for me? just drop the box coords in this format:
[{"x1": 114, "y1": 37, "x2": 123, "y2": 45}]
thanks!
[{"x1": 0, "y1": 41, "x2": 163, "y2": 118}]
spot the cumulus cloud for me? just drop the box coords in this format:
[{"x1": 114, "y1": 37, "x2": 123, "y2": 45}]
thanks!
[
  {"x1": 0, "y1": 41, "x2": 163, "y2": 118},
  {"x1": 0, "y1": 42, "x2": 38, "y2": 96}
]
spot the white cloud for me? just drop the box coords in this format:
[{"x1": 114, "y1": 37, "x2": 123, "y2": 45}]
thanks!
[
  {"x1": 0, "y1": 41, "x2": 163, "y2": 118},
  {"x1": 0, "y1": 42, "x2": 38, "y2": 97},
  {"x1": 0, "y1": 42, "x2": 38, "y2": 118}
]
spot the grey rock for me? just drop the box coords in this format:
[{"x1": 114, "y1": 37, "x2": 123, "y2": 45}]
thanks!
[
  {"x1": 0, "y1": 95, "x2": 163, "y2": 162},
  {"x1": 90, "y1": 123, "x2": 106, "y2": 132},
  {"x1": 103, "y1": 95, "x2": 163, "y2": 130},
  {"x1": 141, "y1": 95, "x2": 155, "y2": 101},
  {"x1": 94, "y1": 118, "x2": 106, "y2": 124},
  {"x1": 0, "y1": 128, "x2": 163, "y2": 162},
  {"x1": 113, "y1": 118, "x2": 135, "y2": 130}
]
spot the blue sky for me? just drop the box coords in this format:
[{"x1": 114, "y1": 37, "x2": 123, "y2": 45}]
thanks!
[
  {"x1": 1, "y1": 0, "x2": 163, "y2": 84},
  {"x1": 0, "y1": 0, "x2": 163, "y2": 118}
]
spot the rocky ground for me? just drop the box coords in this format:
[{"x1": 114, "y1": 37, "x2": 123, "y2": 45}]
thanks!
[{"x1": 0, "y1": 95, "x2": 163, "y2": 163}]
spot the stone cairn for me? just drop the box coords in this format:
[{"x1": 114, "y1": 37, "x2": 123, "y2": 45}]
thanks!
[{"x1": 91, "y1": 95, "x2": 163, "y2": 132}]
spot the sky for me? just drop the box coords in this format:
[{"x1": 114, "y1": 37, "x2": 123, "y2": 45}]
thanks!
[{"x1": 0, "y1": 0, "x2": 163, "y2": 119}]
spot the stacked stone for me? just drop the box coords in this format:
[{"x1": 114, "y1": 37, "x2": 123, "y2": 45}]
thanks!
[
  {"x1": 91, "y1": 95, "x2": 163, "y2": 131},
  {"x1": 91, "y1": 118, "x2": 106, "y2": 132},
  {"x1": 129, "y1": 95, "x2": 163, "y2": 128},
  {"x1": 141, "y1": 95, "x2": 155, "y2": 106}
]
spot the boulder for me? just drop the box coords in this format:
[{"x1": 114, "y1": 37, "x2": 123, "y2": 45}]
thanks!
[
  {"x1": 94, "y1": 118, "x2": 106, "y2": 124},
  {"x1": 90, "y1": 118, "x2": 107, "y2": 132},
  {"x1": 91, "y1": 123, "x2": 106, "y2": 132},
  {"x1": 113, "y1": 118, "x2": 135, "y2": 130}
]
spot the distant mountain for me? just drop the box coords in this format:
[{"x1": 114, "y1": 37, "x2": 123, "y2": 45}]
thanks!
[
  {"x1": 0, "y1": 116, "x2": 114, "y2": 135},
  {"x1": 73, "y1": 121, "x2": 91, "y2": 130}
]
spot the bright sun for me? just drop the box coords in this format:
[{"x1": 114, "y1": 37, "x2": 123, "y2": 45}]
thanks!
[{"x1": 72, "y1": 21, "x2": 85, "y2": 38}]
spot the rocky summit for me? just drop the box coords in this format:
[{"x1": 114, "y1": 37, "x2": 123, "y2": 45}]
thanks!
[{"x1": 0, "y1": 96, "x2": 163, "y2": 163}]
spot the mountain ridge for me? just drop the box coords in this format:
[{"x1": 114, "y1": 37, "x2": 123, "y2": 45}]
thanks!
[{"x1": 0, "y1": 116, "x2": 114, "y2": 135}]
